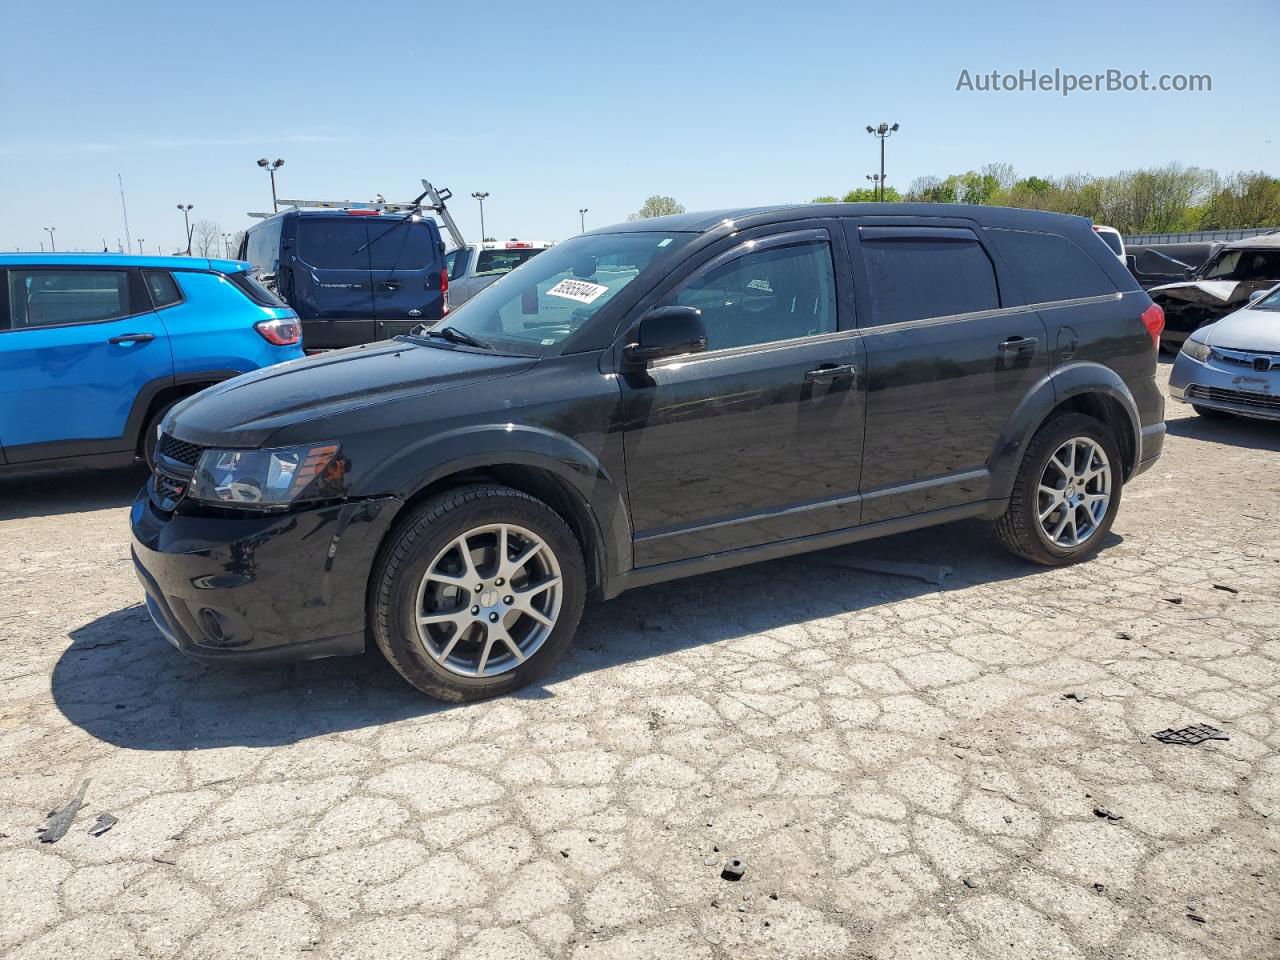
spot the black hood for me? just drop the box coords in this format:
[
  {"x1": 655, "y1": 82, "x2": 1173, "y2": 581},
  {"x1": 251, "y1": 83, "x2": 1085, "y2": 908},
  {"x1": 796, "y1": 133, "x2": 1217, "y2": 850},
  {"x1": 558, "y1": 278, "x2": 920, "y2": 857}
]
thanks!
[{"x1": 165, "y1": 341, "x2": 536, "y2": 447}]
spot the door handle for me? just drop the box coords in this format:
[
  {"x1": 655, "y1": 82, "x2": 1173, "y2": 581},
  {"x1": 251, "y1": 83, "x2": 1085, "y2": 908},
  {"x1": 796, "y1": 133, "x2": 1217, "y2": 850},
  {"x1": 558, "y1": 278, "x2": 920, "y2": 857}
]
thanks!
[
  {"x1": 1000, "y1": 336, "x2": 1037, "y2": 353},
  {"x1": 379, "y1": 281, "x2": 402, "y2": 289},
  {"x1": 108, "y1": 333, "x2": 155, "y2": 345},
  {"x1": 804, "y1": 362, "x2": 857, "y2": 383}
]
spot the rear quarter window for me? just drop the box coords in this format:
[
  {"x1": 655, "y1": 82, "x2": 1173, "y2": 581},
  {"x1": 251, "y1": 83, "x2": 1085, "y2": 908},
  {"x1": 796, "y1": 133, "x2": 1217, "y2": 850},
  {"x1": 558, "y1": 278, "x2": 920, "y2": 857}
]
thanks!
[
  {"x1": 143, "y1": 270, "x2": 183, "y2": 308},
  {"x1": 987, "y1": 228, "x2": 1117, "y2": 303},
  {"x1": 225, "y1": 270, "x2": 287, "y2": 307},
  {"x1": 858, "y1": 234, "x2": 1000, "y2": 326}
]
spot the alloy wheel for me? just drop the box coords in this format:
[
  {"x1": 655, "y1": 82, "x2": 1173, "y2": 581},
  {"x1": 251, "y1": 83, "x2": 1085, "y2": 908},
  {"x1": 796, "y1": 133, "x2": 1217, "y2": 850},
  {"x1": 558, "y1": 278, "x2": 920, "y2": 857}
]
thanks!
[
  {"x1": 1037, "y1": 437, "x2": 1112, "y2": 548},
  {"x1": 414, "y1": 522, "x2": 563, "y2": 678}
]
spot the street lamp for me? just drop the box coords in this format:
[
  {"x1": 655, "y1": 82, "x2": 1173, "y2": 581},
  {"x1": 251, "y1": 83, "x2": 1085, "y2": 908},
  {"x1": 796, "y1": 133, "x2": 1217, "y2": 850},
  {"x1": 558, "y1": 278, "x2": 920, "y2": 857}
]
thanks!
[
  {"x1": 471, "y1": 191, "x2": 490, "y2": 241},
  {"x1": 865, "y1": 122, "x2": 900, "y2": 201},
  {"x1": 222, "y1": 232, "x2": 231, "y2": 258},
  {"x1": 137, "y1": 238, "x2": 145, "y2": 254},
  {"x1": 579, "y1": 208, "x2": 588, "y2": 233},
  {"x1": 43, "y1": 226, "x2": 56, "y2": 252},
  {"x1": 257, "y1": 158, "x2": 285, "y2": 212},
  {"x1": 176, "y1": 203, "x2": 194, "y2": 254},
  {"x1": 865, "y1": 173, "x2": 885, "y2": 199}
]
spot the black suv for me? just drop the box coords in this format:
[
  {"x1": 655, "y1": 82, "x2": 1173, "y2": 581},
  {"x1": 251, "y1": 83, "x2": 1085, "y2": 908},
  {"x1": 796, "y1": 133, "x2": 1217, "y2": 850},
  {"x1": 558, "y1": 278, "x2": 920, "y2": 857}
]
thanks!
[{"x1": 132, "y1": 204, "x2": 1166, "y2": 701}]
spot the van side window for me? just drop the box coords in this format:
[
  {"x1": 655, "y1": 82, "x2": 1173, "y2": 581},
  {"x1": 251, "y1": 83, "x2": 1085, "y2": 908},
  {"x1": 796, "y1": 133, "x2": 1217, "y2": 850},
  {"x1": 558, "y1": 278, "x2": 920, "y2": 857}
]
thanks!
[
  {"x1": 143, "y1": 270, "x2": 182, "y2": 309},
  {"x1": 246, "y1": 217, "x2": 283, "y2": 273},
  {"x1": 672, "y1": 240, "x2": 837, "y2": 351},
  {"x1": 7, "y1": 269, "x2": 133, "y2": 328},
  {"x1": 366, "y1": 221, "x2": 433, "y2": 270},
  {"x1": 987, "y1": 228, "x2": 1116, "y2": 302},
  {"x1": 859, "y1": 233, "x2": 999, "y2": 326},
  {"x1": 297, "y1": 220, "x2": 369, "y2": 270}
]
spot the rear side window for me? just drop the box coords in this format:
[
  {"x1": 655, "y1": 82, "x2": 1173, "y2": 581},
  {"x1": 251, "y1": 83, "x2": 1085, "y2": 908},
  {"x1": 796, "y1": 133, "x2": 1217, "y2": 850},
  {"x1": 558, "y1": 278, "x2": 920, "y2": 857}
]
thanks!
[
  {"x1": 245, "y1": 217, "x2": 283, "y2": 272},
  {"x1": 143, "y1": 270, "x2": 182, "y2": 308},
  {"x1": 297, "y1": 220, "x2": 370, "y2": 269},
  {"x1": 444, "y1": 249, "x2": 469, "y2": 281},
  {"x1": 366, "y1": 221, "x2": 436, "y2": 270},
  {"x1": 7, "y1": 269, "x2": 133, "y2": 328},
  {"x1": 987, "y1": 229, "x2": 1116, "y2": 303},
  {"x1": 858, "y1": 232, "x2": 999, "y2": 326},
  {"x1": 475, "y1": 248, "x2": 543, "y2": 276},
  {"x1": 226, "y1": 270, "x2": 287, "y2": 307},
  {"x1": 1095, "y1": 230, "x2": 1123, "y2": 256}
]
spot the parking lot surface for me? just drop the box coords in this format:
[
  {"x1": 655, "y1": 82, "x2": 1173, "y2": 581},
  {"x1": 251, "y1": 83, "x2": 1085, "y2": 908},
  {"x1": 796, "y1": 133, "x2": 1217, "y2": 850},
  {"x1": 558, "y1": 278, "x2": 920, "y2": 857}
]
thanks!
[{"x1": 1, "y1": 361, "x2": 1277, "y2": 960}]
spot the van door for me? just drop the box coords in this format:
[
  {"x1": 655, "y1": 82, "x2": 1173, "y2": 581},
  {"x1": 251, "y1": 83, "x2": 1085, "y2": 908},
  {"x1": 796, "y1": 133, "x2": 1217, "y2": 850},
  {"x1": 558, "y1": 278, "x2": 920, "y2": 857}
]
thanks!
[
  {"x1": 289, "y1": 216, "x2": 376, "y2": 348},
  {"x1": 0, "y1": 266, "x2": 171, "y2": 463},
  {"x1": 367, "y1": 219, "x2": 444, "y2": 341},
  {"x1": 843, "y1": 222, "x2": 1049, "y2": 522}
]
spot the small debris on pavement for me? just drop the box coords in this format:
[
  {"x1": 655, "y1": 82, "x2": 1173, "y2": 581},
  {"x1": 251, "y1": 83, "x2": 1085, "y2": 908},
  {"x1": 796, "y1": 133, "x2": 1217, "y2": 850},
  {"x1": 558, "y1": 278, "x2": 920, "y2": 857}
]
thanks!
[
  {"x1": 703, "y1": 857, "x2": 717, "y2": 866},
  {"x1": 832, "y1": 557, "x2": 953, "y2": 586},
  {"x1": 1187, "y1": 912, "x2": 1207, "y2": 924},
  {"x1": 1093, "y1": 806, "x2": 1123, "y2": 821},
  {"x1": 963, "y1": 877, "x2": 978, "y2": 889},
  {"x1": 721, "y1": 858, "x2": 746, "y2": 881},
  {"x1": 560, "y1": 849, "x2": 569, "y2": 858},
  {"x1": 1212, "y1": 583, "x2": 1239, "y2": 594},
  {"x1": 1153, "y1": 724, "x2": 1230, "y2": 746},
  {"x1": 1163, "y1": 596, "x2": 1183, "y2": 605},
  {"x1": 38, "y1": 779, "x2": 90, "y2": 844},
  {"x1": 152, "y1": 855, "x2": 177, "y2": 866},
  {"x1": 1093, "y1": 883, "x2": 1106, "y2": 894},
  {"x1": 1062, "y1": 692, "x2": 1088, "y2": 703},
  {"x1": 87, "y1": 813, "x2": 117, "y2": 837}
]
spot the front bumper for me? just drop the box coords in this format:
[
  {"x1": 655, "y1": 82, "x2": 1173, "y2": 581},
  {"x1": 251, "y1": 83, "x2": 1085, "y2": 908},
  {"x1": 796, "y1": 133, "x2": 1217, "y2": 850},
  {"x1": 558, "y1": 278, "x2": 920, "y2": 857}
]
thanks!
[
  {"x1": 130, "y1": 485, "x2": 401, "y2": 663},
  {"x1": 1168, "y1": 349, "x2": 1280, "y2": 421}
]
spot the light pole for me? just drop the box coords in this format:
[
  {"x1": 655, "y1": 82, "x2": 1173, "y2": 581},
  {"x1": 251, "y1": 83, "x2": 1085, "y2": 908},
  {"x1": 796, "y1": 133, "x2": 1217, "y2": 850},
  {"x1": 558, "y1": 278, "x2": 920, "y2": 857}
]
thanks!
[
  {"x1": 43, "y1": 226, "x2": 56, "y2": 251},
  {"x1": 222, "y1": 232, "x2": 231, "y2": 258},
  {"x1": 865, "y1": 173, "x2": 884, "y2": 199},
  {"x1": 176, "y1": 203, "x2": 194, "y2": 254},
  {"x1": 579, "y1": 208, "x2": 588, "y2": 233},
  {"x1": 137, "y1": 238, "x2": 145, "y2": 254},
  {"x1": 471, "y1": 191, "x2": 489, "y2": 241},
  {"x1": 257, "y1": 158, "x2": 285, "y2": 212},
  {"x1": 865, "y1": 122, "x2": 899, "y2": 201}
]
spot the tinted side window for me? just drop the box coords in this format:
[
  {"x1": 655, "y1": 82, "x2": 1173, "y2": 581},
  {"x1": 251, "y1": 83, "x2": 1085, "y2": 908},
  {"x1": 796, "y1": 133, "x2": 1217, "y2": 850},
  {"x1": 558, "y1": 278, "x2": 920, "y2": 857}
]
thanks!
[
  {"x1": 444, "y1": 249, "x2": 466, "y2": 281},
  {"x1": 987, "y1": 228, "x2": 1116, "y2": 302},
  {"x1": 7, "y1": 269, "x2": 133, "y2": 328},
  {"x1": 297, "y1": 220, "x2": 369, "y2": 270},
  {"x1": 246, "y1": 217, "x2": 283, "y2": 273},
  {"x1": 366, "y1": 221, "x2": 435, "y2": 270},
  {"x1": 143, "y1": 270, "x2": 182, "y2": 308},
  {"x1": 672, "y1": 240, "x2": 837, "y2": 351},
  {"x1": 859, "y1": 235, "x2": 999, "y2": 327},
  {"x1": 475, "y1": 248, "x2": 542, "y2": 276}
]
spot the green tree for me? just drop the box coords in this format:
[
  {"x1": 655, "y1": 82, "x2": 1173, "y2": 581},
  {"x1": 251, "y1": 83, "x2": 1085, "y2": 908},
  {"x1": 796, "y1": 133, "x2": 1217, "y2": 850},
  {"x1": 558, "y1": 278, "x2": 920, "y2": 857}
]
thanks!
[{"x1": 627, "y1": 195, "x2": 686, "y2": 220}]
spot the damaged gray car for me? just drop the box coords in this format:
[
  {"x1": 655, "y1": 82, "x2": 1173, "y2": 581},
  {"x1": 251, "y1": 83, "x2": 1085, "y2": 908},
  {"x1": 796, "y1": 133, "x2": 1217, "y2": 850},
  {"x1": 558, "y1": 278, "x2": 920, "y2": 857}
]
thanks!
[{"x1": 1150, "y1": 233, "x2": 1280, "y2": 352}]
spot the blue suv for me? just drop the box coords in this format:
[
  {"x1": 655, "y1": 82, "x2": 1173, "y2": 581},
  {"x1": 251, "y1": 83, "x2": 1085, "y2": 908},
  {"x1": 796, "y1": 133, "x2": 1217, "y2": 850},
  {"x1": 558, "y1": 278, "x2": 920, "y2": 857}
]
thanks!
[{"x1": 0, "y1": 254, "x2": 305, "y2": 474}]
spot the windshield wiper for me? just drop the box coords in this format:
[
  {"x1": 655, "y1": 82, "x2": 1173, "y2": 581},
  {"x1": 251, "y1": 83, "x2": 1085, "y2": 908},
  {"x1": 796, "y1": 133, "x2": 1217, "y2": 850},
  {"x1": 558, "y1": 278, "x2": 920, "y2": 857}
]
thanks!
[{"x1": 420, "y1": 325, "x2": 492, "y2": 350}]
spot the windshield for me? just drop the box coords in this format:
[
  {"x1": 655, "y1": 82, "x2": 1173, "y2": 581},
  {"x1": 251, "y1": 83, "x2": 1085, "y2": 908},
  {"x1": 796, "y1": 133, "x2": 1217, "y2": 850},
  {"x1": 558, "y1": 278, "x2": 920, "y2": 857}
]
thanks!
[
  {"x1": 425, "y1": 231, "x2": 693, "y2": 355},
  {"x1": 1199, "y1": 248, "x2": 1280, "y2": 282},
  {"x1": 1253, "y1": 285, "x2": 1280, "y2": 311}
]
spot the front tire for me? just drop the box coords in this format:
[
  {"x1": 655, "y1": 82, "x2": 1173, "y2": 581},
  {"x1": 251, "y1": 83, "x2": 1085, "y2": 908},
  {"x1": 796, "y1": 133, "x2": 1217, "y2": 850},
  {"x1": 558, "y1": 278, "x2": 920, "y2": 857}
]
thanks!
[
  {"x1": 994, "y1": 413, "x2": 1123, "y2": 567},
  {"x1": 370, "y1": 484, "x2": 586, "y2": 701}
]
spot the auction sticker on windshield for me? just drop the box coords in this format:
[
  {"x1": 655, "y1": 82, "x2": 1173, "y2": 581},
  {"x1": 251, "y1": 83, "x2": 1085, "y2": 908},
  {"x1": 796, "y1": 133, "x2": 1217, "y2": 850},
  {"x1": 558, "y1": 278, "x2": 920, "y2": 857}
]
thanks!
[{"x1": 546, "y1": 279, "x2": 609, "y2": 304}]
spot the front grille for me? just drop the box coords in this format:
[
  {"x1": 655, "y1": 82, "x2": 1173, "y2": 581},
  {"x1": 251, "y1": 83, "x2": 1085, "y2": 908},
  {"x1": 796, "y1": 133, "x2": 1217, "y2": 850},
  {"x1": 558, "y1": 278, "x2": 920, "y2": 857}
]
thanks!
[
  {"x1": 154, "y1": 472, "x2": 189, "y2": 503},
  {"x1": 1213, "y1": 349, "x2": 1279, "y2": 372},
  {"x1": 158, "y1": 433, "x2": 202, "y2": 467},
  {"x1": 1187, "y1": 385, "x2": 1280, "y2": 412}
]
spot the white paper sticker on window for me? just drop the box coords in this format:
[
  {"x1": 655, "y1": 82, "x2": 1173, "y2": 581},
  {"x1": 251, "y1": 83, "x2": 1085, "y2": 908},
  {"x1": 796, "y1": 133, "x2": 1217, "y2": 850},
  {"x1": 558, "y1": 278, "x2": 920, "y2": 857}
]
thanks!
[{"x1": 546, "y1": 278, "x2": 609, "y2": 304}]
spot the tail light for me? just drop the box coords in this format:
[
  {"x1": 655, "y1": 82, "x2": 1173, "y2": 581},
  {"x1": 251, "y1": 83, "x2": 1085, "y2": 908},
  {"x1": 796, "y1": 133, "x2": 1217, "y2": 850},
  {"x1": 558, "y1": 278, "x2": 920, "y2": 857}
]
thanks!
[
  {"x1": 255, "y1": 316, "x2": 302, "y2": 346},
  {"x1": 440, "y1": 267, "x2": 449, "y2": 316},
  {"x1": 1140, "y1": 302, "x2": 1164, "y2": 348}
]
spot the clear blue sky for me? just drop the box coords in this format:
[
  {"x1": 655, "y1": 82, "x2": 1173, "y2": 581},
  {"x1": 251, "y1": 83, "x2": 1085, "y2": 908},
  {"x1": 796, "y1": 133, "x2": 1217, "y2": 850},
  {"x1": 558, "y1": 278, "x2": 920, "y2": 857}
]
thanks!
[{"x1": 1, "y1": 0, "x2": 1276, "y2": 252}]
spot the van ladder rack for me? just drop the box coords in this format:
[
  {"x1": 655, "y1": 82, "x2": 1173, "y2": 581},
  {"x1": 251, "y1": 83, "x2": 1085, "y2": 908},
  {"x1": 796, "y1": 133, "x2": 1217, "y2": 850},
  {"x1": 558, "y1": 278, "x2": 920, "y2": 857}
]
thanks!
[{"x1": 259, "y1": 181, "x2": 468, "y2": 250}]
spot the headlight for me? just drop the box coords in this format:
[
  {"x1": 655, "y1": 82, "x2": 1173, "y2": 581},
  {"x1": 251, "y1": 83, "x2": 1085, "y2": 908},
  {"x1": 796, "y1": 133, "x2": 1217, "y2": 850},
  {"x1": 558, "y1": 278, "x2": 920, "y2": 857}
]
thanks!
[
  {"x1": 1181, "y1": 338, "x2": 1211, "y2": 362},
  {"x1": 188, "y1": 443, "x2": 345, "y2": 507}
]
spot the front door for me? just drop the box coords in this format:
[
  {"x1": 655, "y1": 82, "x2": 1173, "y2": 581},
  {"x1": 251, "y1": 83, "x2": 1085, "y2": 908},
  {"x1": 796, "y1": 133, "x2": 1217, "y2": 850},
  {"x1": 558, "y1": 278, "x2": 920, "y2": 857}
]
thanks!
[
  {"x1": 0, "y1": 265, "x2": 171, "y2": 462},
  {"x1": 843, "y1": 222, "x2": 1049, "y2": 522},
  {"x1": 620, "y1": 227, "x2": 865, "y2": 567}
]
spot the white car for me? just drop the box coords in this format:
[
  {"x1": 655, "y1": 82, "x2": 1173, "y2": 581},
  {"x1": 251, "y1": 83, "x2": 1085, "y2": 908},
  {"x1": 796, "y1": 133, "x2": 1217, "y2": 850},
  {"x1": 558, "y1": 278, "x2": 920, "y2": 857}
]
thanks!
[
  {"x1": 1093, "y1": 225, "x2": 1126, "y2": 261},
  {"x1": 444, "y1": 240, "x2": 553, "y2": 307}
]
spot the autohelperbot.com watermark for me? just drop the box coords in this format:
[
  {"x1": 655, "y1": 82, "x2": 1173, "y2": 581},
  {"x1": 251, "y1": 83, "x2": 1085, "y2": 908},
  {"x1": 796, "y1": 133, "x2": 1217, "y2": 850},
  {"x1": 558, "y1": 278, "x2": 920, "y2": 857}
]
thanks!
[{"x1": 955, "y1": 68, "x2": 1212, "y2": 96}]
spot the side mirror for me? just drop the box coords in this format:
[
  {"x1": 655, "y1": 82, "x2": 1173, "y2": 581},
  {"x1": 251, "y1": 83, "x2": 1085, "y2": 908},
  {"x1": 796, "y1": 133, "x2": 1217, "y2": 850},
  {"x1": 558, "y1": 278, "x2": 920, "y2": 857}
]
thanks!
[
  {"x1": 1248, "y1": 289, "x2": 1267, "y2": 303},
  {"x1": 623, "y1": 306, "x2": 707, "y2": 365}
]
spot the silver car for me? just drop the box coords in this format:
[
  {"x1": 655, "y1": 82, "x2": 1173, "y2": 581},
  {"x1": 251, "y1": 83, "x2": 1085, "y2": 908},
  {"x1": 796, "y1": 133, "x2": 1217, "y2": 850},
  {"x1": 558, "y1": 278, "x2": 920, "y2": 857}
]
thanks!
[{"x1": 1169, "y1": 284, "x2": 1280, "y2": 421}]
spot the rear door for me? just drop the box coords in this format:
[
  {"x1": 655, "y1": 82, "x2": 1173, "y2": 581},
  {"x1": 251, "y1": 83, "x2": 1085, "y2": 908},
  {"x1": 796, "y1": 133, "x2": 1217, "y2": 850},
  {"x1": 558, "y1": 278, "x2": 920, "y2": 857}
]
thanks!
[
  {"x1": 290, "y1": 215, "x2": 375, "y2": 347},
  {"x1": 843, "y1": 221, "x2": 1048, "y2": 522},
  {"x1": 0, "y1": 265, "x2": 171, "y2": 462},
  {"x1": 367, "y1": 218, "x2": 444, "y2": 340}
]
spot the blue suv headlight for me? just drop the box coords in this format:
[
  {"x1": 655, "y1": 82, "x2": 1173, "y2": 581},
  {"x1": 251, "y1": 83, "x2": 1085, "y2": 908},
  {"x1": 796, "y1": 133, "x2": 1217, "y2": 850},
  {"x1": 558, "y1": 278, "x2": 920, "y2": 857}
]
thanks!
[
  {"x1": 1180, "y1": 338, "x2": 1211, "y2": 362},
  {"x1": 189, "y1": 443, "x2": 345, "y2": 507}
]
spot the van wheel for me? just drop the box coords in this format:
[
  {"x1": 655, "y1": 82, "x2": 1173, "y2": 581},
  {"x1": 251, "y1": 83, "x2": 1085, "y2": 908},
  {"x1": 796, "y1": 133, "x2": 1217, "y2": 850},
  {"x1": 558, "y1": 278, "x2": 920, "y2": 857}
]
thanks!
[
  {"x1": 370, "y1": 484, "x2": 586, "y2": 701},
  {"x1": 994, "y1": 413, "x2": 1123, "y2": 567}
]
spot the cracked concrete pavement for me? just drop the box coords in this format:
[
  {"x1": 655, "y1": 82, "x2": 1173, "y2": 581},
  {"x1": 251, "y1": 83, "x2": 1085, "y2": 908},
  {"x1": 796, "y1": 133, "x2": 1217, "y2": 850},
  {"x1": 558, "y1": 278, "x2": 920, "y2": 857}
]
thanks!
[{"x1": 1, "y1": 361, "x2": 1278, "y2": 959}]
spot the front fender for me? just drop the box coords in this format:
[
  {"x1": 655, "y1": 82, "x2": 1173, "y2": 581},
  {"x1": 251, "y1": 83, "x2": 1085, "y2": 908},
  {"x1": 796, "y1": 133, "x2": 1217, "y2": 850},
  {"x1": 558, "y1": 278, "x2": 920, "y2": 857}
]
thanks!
[
  {"x1": 989, "y1": 362, "x2": 1141, "y2": 500},
  {"x1": 362, "y1": 423, "x2": 632, "y2": 589}
]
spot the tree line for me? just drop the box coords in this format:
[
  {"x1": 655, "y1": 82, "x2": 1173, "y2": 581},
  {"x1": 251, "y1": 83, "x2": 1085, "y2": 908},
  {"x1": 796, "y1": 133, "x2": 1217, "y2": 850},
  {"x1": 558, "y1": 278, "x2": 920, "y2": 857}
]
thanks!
[{"x1": 813, "y1": 165, "x2": 1280, "y2": 235}]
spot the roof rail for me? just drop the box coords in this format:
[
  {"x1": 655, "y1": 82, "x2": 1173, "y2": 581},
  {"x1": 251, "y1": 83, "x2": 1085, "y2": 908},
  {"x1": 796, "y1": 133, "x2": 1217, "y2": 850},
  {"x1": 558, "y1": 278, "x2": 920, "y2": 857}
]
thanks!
[{"x1": 251, "y1": 181, "x2": 468, "y2": 250}]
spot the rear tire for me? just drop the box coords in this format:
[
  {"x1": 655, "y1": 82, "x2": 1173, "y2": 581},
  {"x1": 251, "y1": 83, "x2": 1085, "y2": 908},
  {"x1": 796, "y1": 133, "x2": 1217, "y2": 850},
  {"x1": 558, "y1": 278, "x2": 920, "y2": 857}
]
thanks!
[
  {"x1": 994, "y1": 413, "x2": 1123, "y2": 567},
  {"x1": 1192, "y1": 404, "x2": 1234, "y2": 420},
  {"x1": 370, "y1": 484, "x2": 586, "y2": 701}
]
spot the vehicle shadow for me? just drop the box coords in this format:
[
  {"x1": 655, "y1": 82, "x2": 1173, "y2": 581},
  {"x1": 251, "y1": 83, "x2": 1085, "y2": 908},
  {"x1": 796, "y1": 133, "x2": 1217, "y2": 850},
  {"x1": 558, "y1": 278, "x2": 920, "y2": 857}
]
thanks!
[
  {"x1": 52, "y1": 518, "x2": 1110, "y2": 751},
  {"x1": 1165, "y1": 411, "x2": 1280, "y2": 451},
  {"x1": 0, "y1": 465, "x2": 149, "y2": 521}
]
